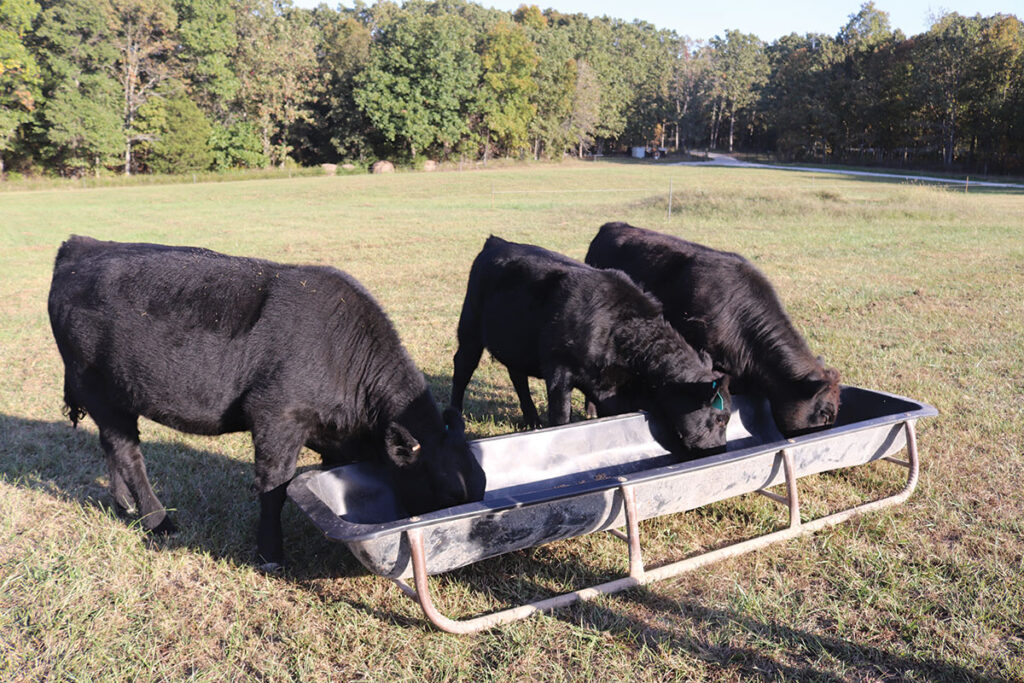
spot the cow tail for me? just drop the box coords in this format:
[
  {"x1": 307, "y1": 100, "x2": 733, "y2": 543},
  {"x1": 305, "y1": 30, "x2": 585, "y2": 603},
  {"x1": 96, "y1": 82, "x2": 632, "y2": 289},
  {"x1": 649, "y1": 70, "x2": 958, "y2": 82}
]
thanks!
[
  {"x1": 62, "y1": 394, "x2": 86, "y2": 428},
  {"x1": 61, "y1": 370, "x2": 87, "y2": 427}
]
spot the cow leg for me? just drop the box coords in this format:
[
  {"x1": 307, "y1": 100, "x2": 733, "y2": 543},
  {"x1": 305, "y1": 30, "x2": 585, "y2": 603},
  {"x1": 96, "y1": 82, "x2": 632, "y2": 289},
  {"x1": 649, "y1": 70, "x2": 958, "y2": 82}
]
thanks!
[
  {"x1": 450, "y1": 341, "x2": 484, "y2": 411},
  {"x1": 545, "y1": 367, "x2": 574, "y2": 426},
  {"x1": 104, "y1": 449, "x2": 134, "y2": 514},
  {"x1": 252, "y1": 418, "x2": 309, "y2": 570},
  {"x1": 256, "y1": 483, "x2": 288, "y2": 571},
  {"x1": 508, "y1": 369, "x2": 542, "y2": 429},
  {"x1": 95, "y1": 415, "x2": 176, "y2": 534}
]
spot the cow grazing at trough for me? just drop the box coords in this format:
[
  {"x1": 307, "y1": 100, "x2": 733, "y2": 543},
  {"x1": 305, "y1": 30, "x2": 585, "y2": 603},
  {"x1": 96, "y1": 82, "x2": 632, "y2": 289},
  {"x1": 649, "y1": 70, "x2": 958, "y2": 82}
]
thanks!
[
  {"x1": 585, "y1": 222, "x2": 840, "y2": 436},
  {"x1": 48, "y1": 236, "x2": 485, "y2": 570},
  {"x1": 450, "y1": 236, "x2": 730, "y2": 454}
]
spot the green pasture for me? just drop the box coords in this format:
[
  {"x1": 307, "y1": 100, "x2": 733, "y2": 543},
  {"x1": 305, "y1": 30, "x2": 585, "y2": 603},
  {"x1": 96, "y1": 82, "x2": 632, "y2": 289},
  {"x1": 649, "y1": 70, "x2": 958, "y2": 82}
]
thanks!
[{"x1": 1, "y1": 162, "x2": 1022, "y2": 680}]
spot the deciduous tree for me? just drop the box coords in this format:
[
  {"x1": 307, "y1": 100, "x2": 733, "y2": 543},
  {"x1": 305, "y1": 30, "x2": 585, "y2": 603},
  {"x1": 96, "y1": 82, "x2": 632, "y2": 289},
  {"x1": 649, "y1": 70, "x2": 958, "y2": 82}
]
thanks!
[
  {"x1": 107, "y1": 0, "x2": 179, "y2": 174},
  {"x1": 353, "y1": 8, "x2": 479, "y2": 159},
  {"x1": 173, "y1": 0, "x2": 237, "y2": 116},
  {"x1": 709, "y1": 29, "x2": 768, "y2": 152},
  {"x1": 478, "y1": 19, "x2": 538, "y2": 158},
  {"x1": 233, "y1": 0, "x2": 316, "y2": 166},
  {"x1": 34, "y1": 0, "x2": 123, "y2": 175},
  {"x1": 0, "y1": 0, "x2": 41, "y2": 176}
]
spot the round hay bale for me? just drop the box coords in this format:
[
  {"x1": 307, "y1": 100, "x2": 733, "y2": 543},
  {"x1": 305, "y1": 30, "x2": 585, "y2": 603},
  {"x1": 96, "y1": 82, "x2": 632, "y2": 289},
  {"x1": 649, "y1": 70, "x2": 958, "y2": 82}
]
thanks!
[
  {"x1": 422, "y1": 160, "x2": 438, "y2": 172},
  {"x1": 341, "y1": 163, "x2": 356, "y2": 171},
  {"x1": 371, "y1": 160, "x2": 395, "y2": 174},
  {"x1": 320, "y1": 163, "x2": 337, "y2": 176}
]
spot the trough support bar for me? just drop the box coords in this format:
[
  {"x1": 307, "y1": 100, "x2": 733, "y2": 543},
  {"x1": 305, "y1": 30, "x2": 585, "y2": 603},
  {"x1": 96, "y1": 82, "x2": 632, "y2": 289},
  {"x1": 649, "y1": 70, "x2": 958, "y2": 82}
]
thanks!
[
  {"x1": 396, "y1": 421, "x2": 920, "y2": 634},
  {"x1": 753, "y1": 450, "x2": 800, "y2": 527}
]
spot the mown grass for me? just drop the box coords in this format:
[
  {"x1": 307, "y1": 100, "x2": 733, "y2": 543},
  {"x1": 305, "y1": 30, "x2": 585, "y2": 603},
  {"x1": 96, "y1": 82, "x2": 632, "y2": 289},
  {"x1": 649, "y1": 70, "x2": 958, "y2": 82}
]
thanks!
[{"x1": 1, "y1": 160, "x2": 1022, "y2": 680}]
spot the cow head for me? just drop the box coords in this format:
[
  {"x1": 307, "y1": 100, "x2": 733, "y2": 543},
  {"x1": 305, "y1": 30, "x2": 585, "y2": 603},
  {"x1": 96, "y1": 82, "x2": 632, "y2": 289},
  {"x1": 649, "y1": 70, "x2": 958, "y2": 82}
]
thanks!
[
  {"x1": 385, "y1": 406, "x2": 486, "y2": 516},
  {"x1": 770, "y1": 364, "x2": 841, "y2": 436},
  {"x1": 654, "y1": 368, "x2": 732, "y2": 454}
]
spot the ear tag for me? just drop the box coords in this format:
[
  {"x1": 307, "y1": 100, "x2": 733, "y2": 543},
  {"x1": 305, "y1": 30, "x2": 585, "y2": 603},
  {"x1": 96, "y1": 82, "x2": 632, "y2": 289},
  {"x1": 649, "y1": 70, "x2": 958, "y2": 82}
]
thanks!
[{"x1": 711, "y1": 391, "x2": 725, "y2": 411}]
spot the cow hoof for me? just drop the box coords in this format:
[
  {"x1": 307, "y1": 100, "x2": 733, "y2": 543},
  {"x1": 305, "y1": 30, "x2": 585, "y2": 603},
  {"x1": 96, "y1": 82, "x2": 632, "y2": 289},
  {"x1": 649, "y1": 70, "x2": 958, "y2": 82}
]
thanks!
[
  {"x1": 150, "y1": 516, "x2": 178, "y2": 535},
  {"x1": 258, "y1": 560, "x2": 285, "y2": 574}
]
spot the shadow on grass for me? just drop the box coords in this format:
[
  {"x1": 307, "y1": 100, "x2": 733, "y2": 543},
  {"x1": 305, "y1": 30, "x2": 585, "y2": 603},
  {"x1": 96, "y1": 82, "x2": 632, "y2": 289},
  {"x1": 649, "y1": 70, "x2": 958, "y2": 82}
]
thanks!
[
  {"x1": 430, "y1": 537, "x2": 990, "y2": 681},
  {"x1": 582, "y1": 590, "x2": 991, "y2": 681},
  {"x1": 0, "y1": 370, "x2": 535, "y2": 579},
  {"x1": 0, "y1": 412, "x2": 365, "y2": 578}
]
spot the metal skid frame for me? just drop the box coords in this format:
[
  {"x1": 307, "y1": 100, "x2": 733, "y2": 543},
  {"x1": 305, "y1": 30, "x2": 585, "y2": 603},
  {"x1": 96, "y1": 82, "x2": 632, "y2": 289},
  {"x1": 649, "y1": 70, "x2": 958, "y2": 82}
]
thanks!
[{"x1": 391, "y1": 421, "x2": 920, "y2": 634}]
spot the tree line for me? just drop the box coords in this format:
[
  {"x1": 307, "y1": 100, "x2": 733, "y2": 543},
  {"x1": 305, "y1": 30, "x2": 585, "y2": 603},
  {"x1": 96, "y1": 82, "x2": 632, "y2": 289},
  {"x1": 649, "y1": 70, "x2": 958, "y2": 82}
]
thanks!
[{"x1": 2, "y1": 0, "x2": 1022, "y2": 178}]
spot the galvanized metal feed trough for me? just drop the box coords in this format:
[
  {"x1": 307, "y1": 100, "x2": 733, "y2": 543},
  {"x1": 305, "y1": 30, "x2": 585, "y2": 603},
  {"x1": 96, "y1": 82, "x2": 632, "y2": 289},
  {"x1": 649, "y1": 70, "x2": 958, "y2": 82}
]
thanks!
[{"x1": 288, "y1": 386, "x2": 936, "y2": 633}]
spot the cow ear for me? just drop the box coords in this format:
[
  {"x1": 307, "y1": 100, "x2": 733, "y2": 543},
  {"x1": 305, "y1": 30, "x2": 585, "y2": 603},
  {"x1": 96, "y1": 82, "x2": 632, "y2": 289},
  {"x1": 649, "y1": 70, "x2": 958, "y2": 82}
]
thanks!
[
  {"x1": 814, "y1": 358, "x2": 841, "y2": 385},
  {"x1": 442, "y1": 407, "x2": 466, "y2": 439},
  {"x1": 385, "y1": 422, "x2": 422, "y2": 467},
  {"x1": 802, "y1": 366, "x2": 840, "y2": 396}
]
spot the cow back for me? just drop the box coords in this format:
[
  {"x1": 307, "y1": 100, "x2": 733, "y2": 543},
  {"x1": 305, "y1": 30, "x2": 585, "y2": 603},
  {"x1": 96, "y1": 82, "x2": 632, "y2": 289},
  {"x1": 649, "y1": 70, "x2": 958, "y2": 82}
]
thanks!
[
  {"x1": 585, "y1": 222, "x2": 820, "y2": 386},
  {"x1": 48, "y1": 235, "x2": 425, "y2": 436}
]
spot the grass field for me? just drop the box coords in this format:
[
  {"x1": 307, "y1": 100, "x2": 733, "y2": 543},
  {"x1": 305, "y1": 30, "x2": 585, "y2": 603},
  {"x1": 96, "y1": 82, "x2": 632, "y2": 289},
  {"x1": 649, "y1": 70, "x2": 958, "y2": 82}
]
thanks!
[{"x1": 1, "y1": 161, "x2": 1022, "y2": 680}]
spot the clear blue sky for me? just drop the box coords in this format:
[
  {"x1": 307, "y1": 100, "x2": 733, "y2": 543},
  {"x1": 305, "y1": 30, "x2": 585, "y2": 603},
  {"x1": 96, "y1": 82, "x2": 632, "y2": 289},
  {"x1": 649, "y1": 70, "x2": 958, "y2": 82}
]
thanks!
[{"x1": 290, "y1": 0, "x2": 1023, "y2": 42}]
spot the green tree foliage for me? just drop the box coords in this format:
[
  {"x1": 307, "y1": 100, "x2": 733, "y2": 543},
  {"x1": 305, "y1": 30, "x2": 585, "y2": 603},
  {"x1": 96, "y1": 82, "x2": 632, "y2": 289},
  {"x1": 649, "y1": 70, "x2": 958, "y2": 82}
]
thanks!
[
  {"x1": 12, "y1": 0, "x2": 1024, "y2": 176},
  {"x1": 519, "y1": 11, "x2": 575, "y2": 158},
  {"x1": 709, "y1": 30, "x2": 769, "y2": 152},
  {"x1": 765, "y1": 33, "x2": 840, "y2": 161},
  {"x1": 136, "y1": 89, "x2": 213, "y2": 172},
  {"x1": 233, "y1": 0, "x2": 316, "y2": 166},
  {"x1": 33, "y1": 0, "x2": 123, "y2": 175},
  {"x1": 833, "y1": 3, "x2": 899, "y2": 160},
  {"x1": 353, "y1": 7, "x2": 479, "y2": 159},
  {"x1": 173, "y1": 0, "x2": 238, "y2": 115},
  {"x1": 289, "y1": 6, "x2": 372, "y2": 163},
  {"x1": 562, "y1": 14, "x2": 628, "y2": 145},
  {"x1": 478, "y1": 20, "x2": 538, "y2": 158},
  {"x1": 0, "y1": 0, "x2": 42, "y2": 175},
  {"x1": 107, "y1": 0, "x2": 179, "y2": 174},
  {"x1": 914, "y1": 13, "x2": 987, "y2": 168},
  {"x1": 209, "y1": 120, "x2": 265, "y2": 169},
  {"x1": 609, "y1": 21, "x2": 676, "y2": 148}
]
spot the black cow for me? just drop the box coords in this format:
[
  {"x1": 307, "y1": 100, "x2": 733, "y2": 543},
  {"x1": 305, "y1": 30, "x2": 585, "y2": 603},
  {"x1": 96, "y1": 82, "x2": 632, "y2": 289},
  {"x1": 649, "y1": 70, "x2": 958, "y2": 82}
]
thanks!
[
  {"x1": 585, "y1": 222, "x2": 840, "y2": 436},
  {"x1": 450, "y1": 236, "x2": 730, "y2": 453},
  {"x1": 47, "y1": 236, "x2": 485, "y2": 570}
]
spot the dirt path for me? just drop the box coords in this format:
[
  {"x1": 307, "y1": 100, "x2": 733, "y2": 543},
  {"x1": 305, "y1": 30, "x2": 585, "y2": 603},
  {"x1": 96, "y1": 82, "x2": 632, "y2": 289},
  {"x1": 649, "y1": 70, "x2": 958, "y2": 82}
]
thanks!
[{"x1": 673, "y1": 152, "x2": 1024, "y2": 189}]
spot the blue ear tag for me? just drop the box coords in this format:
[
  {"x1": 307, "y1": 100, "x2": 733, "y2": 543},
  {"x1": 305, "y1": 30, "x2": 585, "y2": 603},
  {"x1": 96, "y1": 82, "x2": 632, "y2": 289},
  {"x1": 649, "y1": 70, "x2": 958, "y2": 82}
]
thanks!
[{"x1": 711, "y1": 391, "x2": 725, "y2": 411}]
